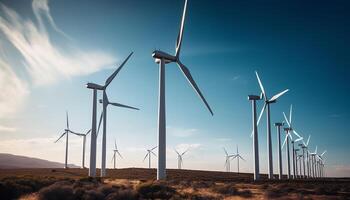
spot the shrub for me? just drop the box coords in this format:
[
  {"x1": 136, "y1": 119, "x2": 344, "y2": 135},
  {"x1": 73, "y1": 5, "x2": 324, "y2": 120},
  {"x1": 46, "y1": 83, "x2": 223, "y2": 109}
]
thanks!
[
  {"x1": 38, "y1": 183, "x2": 75, "y2": 200},
  {"x1": 136, "y1": 181, "x2": 176, "y2": 199}
]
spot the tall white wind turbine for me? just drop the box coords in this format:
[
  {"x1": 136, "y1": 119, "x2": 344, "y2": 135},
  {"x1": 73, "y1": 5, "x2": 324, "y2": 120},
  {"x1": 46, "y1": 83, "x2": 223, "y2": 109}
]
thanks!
[
  {"x1": 69, "y1": 129, "x2": 91, "y2": 168},
  {"x1": 175, "y1": 149, "x2": 189, "y2": 169},
  {"x1": 248, "y1": 95, "x2": 262, "y2": 180},
  {"x1": 54, "y1": 112, "x2": 78, "y2": 169},
  {"x1": 86, "y1": 52, "x2": 134, "y2": 177},
  {"x1": 143, "y1": 146, "x2": 157, "y2": 169},
  {"x1": 112, "y1": 140, "x2": 123, "y2": 169},
  {"x1": 151, "y1": 0, "x2": 213, "y2": 180},
  {"x1": 274, "y1": 122, "x2": 284, "y2": 179},
  {"x1": 282, "y1": 128, "x2": 303, "y2": 179},
  {"x1": 255, "y1": 71, "x2": 289, "y2": 179},
  {"x1": 298, "y1": 135, "x2": 310, "y2": 178},
  {"x1": 231, "y1": 145, "x2": 245, "y2": 174}
]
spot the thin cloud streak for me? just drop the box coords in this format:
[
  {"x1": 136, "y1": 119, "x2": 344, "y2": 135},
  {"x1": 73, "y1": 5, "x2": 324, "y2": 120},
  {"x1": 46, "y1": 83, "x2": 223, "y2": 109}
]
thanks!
[{"x1": 0, "y1": 0, "x2": 116, "y2": 86}]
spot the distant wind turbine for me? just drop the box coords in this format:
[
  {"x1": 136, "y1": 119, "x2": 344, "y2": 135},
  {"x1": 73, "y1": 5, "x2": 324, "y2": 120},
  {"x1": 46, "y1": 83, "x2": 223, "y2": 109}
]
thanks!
[
  {"x1": 274, "y1": 122, "x2": 284, "y2": 179},
  {"x1": 69, "y1": 129, "x2": 91, "y2": 168},
  {"x1": 151, "y1": 0, "x2": 213, "y2": 180},
  {"x1": 175, "y1": 148, "x2": 189, "y2": 169},
  {"x1": 112, "y1": 140, "x2": 123, "y2": 169},
  {"x1": 231, "y1": 145, "x2": 245, "y2": 174},
  {"x1": 54, "y1": 111, "x2": 78, "y2": 169},
  {"x1": 255, "y1": 71, "x2": 289, "y2": 179},
  {"x1": 86, "y1": 52, "x2": 134, "y2": 177},
  {"x1": 223, "y1": 148, "x2": 236, "y2": 172},
  {"x1": 143, "y1": 146, "x2": 157, "y2": 168}
]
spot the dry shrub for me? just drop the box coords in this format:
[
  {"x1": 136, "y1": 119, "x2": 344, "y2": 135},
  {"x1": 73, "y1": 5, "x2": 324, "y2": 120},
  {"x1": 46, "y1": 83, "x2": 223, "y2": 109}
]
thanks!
[
  {"x1": 211, "y1": 183, "x2": 252, "y2": 198},
  {"x1": 0, "y1": 176, "x2": 58, "y2": 200},
  {"x1": 136, "y1": 181, "x2": 176, "y2": 199}
]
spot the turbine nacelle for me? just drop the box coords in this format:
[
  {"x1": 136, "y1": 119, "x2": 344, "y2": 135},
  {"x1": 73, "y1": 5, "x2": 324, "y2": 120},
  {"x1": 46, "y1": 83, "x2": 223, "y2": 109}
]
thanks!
[
  {"x1": 86, "y1": 83, "x2": 105, "y2": 90},
  {"x1": 152, "y1": 50, "x2": 177, "y2": 63},
  {"x1": 248, "y1": 95, "x2": 261, "y2": 100}
]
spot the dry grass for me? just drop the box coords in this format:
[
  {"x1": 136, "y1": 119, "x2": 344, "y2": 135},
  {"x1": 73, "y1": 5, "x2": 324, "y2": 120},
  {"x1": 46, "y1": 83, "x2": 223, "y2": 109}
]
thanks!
[{"x1": 0, "y1": 168, "x2": 349, "y2": 200}]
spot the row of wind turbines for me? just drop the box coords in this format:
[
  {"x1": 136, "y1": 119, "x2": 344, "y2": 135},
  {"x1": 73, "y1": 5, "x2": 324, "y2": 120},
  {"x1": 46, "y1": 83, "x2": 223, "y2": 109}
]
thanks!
[
  {"x1": 54, "y1": 0, "x2": 327, "y2": 180},
  {"x1": 249, "y1": 72, "x2": 327, "y2": 180}
]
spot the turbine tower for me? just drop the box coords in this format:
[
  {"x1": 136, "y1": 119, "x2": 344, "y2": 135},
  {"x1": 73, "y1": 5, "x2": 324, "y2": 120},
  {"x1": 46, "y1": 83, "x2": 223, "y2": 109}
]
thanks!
[
  {"x1": 86, "y1": 52, "x2": 133, "y2": 177},
  {"x1": 151, "y1": 0, "x2": 213, "y2": 180},
  {"x1": 69, "y1": 129, "x2": 91, "y2": 168},
  {"x1": 255, "y1": 71, "x2": 289, "y2": 179},
  {"x1": 223, "y1": 148, "x2": 236, "y2": 172},
  {"x1": 302, "y1": 135, "x2": 311, "y2": 178},
  {"x1": 231, "y1": 145, "x2": 245, "y2": 173},
  {"x1": 143, "y1": 146, "x2": 157, "y2": 168},
  {"x1": 274, "y1": 122, "x2": 284, "y2": 179},
  {"x1": 248, "y1": 95, "x2": 262, "y2": 181},
  {"x1": 54, "y1": 112, "x2": 78, "y2": 169},
  {"x1": 294, "y1": 148, "x2": 300, "y2": 179},
  {"x1": 175, "y1": 148, "x2": 189, "y2": 169},
  {"x1": 112, "y1": 140, "x2": 123, "y2": 169},
  {"x1": 282, "y1": 127, "x2": 292, "y2": 179}
]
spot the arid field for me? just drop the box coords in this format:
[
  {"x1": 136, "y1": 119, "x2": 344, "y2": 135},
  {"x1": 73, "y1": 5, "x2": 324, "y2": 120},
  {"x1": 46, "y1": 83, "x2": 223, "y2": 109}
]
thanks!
[{"x1": 0, "y1": 168, "x2": 349, "y2": 200}]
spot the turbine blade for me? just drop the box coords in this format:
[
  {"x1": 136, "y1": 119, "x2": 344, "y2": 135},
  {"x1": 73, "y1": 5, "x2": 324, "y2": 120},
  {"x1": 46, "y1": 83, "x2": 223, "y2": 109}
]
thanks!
[
  {"x1": 270, "y1": 89, "x2": 289, "y2": 102},
  {"x1": 66, "y1": 111, "x2": 69, "y2": 129},
  {"x1": 289, "y1": 104, "x2": 293, "y2": 124},
  {"x1": 283, "y1": 112, "x2": 291, "y2": 127},
  {"x1": 293, "y1": 130, "x2": 302, "y2": 139},
  {"x1": 85, "y1": 129, "x2": 91, "y2": 136},
  {"x1": 239, "y1": 155, "x2": 246, "y2": 161},
  {"x1": 151, "y1": 151, "x2": 157, "y2": 157},
  {"x1": 97, "y1": 110, "x2": 103, "y2": 137},
  {"x1": 67, "y1": 130, "x2": 84, "y2": 136},
  {"x1": 115, "y1": 140, "x2": 117, "y2": 150},
  {"x1": 177, "y1": 61, "x2": 213, "y2": 115},
  {"x1": 306, "y1": 135, "x2": 311, "y2": 146},
  {"x1": 111, "y1": 152, "x2": 115, "y2": 163},
  {"x1": 257, "y1": 103, "x2": 267, "y2": 126},
  {"x1": 151, "y1": 146, "x2": 158, "y2": 151},
  {"x1": 109, "y1": 102, "x2": 139, "y2": 110},
  {"x1": 282, "y1": 135, "x2": 288, "y2": 149},
  {"x1": 117, "y1": 151, "x2": 123, "y2": 159},
  {"x1": 255, "y1": 71, "x2": 266, "y2": 101},
  {"x1": 223, "y1": 147, "x2": 228, "y2": 156},
  {"x1": 321, "y1": 150, "x2": 327, "y2": 157},
  {"x1": 288, "y1": 132, "x2": 293, "y2": 140},
  {"x1": 294, "y1": 137, "x2": 303, "y2": 142},
  {"x1": 104, "y1": 52, "x2": 133, "y2": 88},
  {"x1": 315, "y1": 146, "x2": 318, "y2": 154},
  {"x1": 175, "y1": 149, "x2": 180, "y2": 156},
  {"x1": 182, "y1": 149, "x2": 189, "y2": 156},
  {"x1": 175, "y1": 0, "x2": 188, "y2": 58},
  {"x1": 250, "y1": 103, "x2": 266, "y2": 137},
  {"x1": 55, "y1": 132, "x2": 66, "y2": 143},
  {"x1": 143, "y1": 153, "x2": 149, "y2": 162}
]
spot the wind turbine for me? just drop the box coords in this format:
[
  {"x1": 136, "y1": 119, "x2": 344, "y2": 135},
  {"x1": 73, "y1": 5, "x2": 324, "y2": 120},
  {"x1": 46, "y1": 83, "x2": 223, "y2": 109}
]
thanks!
[
  {"x1": 175, "y1": 148, "x2": 189, "y2": 169},
  {"x1": 143, "y1": 146, "x2": 157, "y2": 169},
  {"x1": 98, "y1": 91, "x2": 139, "y2": 175},
  {"x1": 54, "y1": 112, "x2": 78, "y2": 169},
  {"x1": 274, "y1": 122, "x2": 284, "y2": 179},
  {"x1": 248, "y1": 95, "x2": 262, "y2": 180},
  {"x1": 298, "y1": 135, "x2": 310, "y2": 178},
  {"x1": 294, "y1": 148, "x2": 300, "y2": 179},
  {"x1": 86, "y1": 52, "x2": 133, "y2": 177},
  {"x1": 223, "y1": 148, "x2": 236, "y2": 172},
  {"x1": 112, "y1": 140, "x2": 123, "y2": 169},
  {"x1": 231, "y1": 145, "x2": 245, "y2": 174},
  {"x1": 303, "y1": 135, "x2": 311, "y2": 178},
  {"x1": 69, "y1": 129, "x2": 91, "y2": 168},
  {"x1": 151, "y1": 0, "x2": 213, "y2": 180},
  {"x1": 255, "y1": 71, "x2": 289, "y2": 179}
]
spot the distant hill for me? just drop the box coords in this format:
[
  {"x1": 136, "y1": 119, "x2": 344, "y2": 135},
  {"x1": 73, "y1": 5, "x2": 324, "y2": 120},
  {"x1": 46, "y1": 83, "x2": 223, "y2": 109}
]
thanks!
[{"x1": 0, "y1": 153, "x2": 78, "y2": 169}]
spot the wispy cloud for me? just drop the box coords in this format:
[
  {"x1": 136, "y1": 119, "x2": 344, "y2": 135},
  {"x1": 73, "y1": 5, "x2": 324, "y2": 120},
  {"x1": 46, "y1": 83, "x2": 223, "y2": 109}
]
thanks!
[
  {"x1": 0, "y1": 125, "x2": 17, "y2": 132},
  {"x1": 175, "y1": 143, "x2": 201, "y2": 153},
  {"x1": 232, "y1": 75, "x2": 240, "y2": 81},
  {"x1": 0, "y1": 0, "x2": 116, "y2": 86},
  {"x1": 0, "y1": 57, "x2": 29, "y2": 118},
  {"x1": 168, "y1": 126, "x2": 199, "y2": 138}
]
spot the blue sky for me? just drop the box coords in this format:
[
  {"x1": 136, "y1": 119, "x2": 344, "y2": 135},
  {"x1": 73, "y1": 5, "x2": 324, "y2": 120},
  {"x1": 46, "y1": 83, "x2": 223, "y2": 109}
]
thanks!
[{"x1": 0, "y1": 0, "x2": 349, "y2": 177}]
